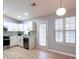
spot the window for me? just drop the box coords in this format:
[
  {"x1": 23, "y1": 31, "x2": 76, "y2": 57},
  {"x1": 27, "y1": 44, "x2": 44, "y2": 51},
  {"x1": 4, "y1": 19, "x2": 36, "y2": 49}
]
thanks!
[
  {"x1": 55, "y1": 19, "x2": 64, "y2": 30},
  {"x1": 55, "y1": 16, "x2": 76, "y2": 44},
  {"x1": 65, "y1": 16, "x2": 76, "y2": 44},
  {"x1": 39, "y1": 24, "x2": 46, "y2": 46},
  {"x1": 55, "y1": 18, "x2": 64, "y2": 42},
  {"x1": 65, "y1": 17, "x2": 75, "y2": 30}
]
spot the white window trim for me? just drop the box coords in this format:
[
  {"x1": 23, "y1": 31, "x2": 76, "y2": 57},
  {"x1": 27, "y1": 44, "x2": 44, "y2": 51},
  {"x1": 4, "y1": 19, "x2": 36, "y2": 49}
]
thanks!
[{"x1": 55, "y1": 16, "x2": 76, "y2": 45}]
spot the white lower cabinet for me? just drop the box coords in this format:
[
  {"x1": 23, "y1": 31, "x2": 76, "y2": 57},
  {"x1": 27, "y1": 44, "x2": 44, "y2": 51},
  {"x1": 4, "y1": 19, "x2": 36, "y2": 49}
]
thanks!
[
  {"x1": 29, "y1": 36, "x2": 36, "y2": 50},
  {"x1": 10, "y1": 35, "x2": 18, "y2": 46},
  {"x1": 10, "y1": 35, "x2": 35, "y2": 49},
  {"x1": 10, "y1": 36, "x2": 23, "y2": 47},
  {"x1": 17, "y1": 36, "x2": 23, "y2": 47}
]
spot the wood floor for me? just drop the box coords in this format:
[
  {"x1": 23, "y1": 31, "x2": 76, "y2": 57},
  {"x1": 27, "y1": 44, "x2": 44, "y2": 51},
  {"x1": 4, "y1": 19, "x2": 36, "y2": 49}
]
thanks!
[{"x1": 4, "y1": 47, "x2": 75, "y2": 59}]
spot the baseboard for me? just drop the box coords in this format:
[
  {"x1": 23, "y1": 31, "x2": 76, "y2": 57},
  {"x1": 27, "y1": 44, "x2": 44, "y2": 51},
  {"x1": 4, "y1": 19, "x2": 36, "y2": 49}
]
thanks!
[
  {"x1": 10, "y1": 45, "x2": 18, "y2": 48},
  {"x1": 17, "y1": 45, "x2": 24, "y2": 48},
  {"x1": 47, "y1": 49, "x2": 76, "y2": 57}
]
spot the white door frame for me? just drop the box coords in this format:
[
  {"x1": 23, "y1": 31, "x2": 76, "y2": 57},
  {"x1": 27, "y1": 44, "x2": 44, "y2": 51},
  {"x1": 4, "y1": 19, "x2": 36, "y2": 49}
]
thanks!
[{"x1": 37, "y1": 23, "x2": 48, "y2": 50}]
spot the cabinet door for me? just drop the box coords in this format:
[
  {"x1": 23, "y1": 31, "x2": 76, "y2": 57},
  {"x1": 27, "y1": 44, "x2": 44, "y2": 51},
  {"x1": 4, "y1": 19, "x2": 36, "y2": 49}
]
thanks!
[
  {"x1": 29, "y1": 36, "x2": 35, "y2": 50},
  {"x1": 20, "y1": 38, "x2": 23, "y2": 46},
  {"x1": 20, "y1": 37, "x2": 23, "y2": 47},
  {"x1": 10, "y1": 36, "x2": 18, "y2": 46},
  {"x1": 17, "y1": 36, "x2": 23, "y2": 47}
]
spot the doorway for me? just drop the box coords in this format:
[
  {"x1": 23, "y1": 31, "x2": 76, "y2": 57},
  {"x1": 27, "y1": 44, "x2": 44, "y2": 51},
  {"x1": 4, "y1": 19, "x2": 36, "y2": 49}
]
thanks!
[{"x1": 39, "y1": 23, "x2": 47, "y2": 49}]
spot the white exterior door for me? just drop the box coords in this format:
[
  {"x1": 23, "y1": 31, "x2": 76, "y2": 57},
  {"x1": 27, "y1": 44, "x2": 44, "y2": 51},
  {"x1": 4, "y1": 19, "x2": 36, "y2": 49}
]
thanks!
[{"x1": 39, "y1": 24, "x2": 47, "y2": 49}]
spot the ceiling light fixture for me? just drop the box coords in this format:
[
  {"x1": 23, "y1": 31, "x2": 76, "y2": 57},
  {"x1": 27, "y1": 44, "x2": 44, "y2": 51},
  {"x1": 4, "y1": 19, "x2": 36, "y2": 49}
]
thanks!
[
  {"x1": 56, "y1": 0, "x2": 66, "y2": 16},
  {"x1": 31, "y1": 3, "x2": 36, "y2": 7},
  {"x1": 66, "y1": 24, "x2": 69, "y2": 27},
  {"x1": 24, "y1": 12, "x2": 28, "y2": 15}
]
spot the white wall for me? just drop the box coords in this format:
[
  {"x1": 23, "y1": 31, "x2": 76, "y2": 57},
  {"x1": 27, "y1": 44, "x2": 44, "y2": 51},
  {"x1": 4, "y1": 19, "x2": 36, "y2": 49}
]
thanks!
[
  {"x1": 3, "y1": 16, "x2": 20, "y2": 23},
  {"x1": 4, "y1": 9, "x2": 76, "y2": 56},
  {"x1": 23, "y1": 9, "x2": 76, "y2": 56}
]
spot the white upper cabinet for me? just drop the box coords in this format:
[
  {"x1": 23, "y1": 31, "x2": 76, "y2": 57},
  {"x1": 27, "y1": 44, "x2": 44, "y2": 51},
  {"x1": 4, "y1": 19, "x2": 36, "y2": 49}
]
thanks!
[
  {"x1": 4, "y1": 21, "x2": 18, "y2": 31},
  {"x1": 23, "y1": 21, "x2": 36, "y2": 34},
  {"x1": 3, "y1": 20, "x2": 35, "y2": 32},
  {"x1": 3, "y1": 21, "x2": 24, "y2": 31},
  {"x1": 18, "y1": 24, "x2": 24, "y2": 31}
]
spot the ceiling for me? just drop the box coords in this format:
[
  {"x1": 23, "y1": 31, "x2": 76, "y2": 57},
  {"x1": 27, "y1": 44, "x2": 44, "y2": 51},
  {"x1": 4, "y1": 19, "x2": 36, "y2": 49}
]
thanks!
[{"x1": 3, "y1": 0, "x2": 76, "y2": 21}]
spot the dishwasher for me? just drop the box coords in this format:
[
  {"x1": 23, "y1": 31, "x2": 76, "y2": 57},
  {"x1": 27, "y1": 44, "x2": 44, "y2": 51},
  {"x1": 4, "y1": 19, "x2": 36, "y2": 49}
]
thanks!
[{"x1": 23, "y1": 37, "x2": 29, "y2": 50}]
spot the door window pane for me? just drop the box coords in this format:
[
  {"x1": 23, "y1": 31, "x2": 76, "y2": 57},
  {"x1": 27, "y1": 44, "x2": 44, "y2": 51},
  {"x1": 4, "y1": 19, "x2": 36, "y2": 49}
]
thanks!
[{"x1": 39, "y1": 24, "x2": 46, "y2": 46}]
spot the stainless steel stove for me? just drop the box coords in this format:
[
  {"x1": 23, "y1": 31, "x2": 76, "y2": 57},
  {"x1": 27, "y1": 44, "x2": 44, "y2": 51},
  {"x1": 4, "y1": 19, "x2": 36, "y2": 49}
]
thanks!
[{"x1": 3, "y1": 36, "x2": 10, "y2": 50}]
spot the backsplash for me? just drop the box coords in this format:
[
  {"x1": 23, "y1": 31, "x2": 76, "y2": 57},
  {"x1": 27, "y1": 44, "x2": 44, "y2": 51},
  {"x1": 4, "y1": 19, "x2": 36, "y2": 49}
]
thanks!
[{"x1": 3, "y1": 31, "x2": 23, "y2": 36}]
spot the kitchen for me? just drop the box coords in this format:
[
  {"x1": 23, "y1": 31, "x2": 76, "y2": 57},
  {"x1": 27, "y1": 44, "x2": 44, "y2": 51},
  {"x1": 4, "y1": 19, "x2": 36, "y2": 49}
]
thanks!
[
  {"x1": 3, "y1": 16, "x2": 36, "y2": 50},
  {"x1": 3, "y1": 0, "x2": 76, "y2": 59}
]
